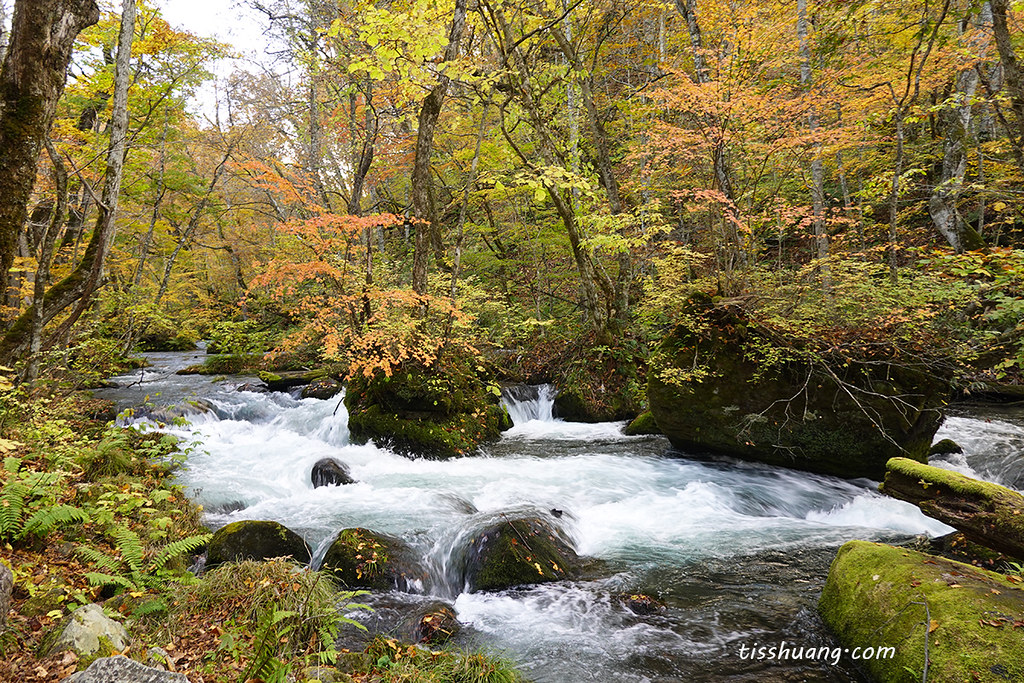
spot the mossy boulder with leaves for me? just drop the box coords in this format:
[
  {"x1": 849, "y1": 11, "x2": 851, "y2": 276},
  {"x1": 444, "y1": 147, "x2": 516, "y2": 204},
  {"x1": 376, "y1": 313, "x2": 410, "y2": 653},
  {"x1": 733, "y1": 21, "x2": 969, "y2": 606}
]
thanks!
[
  {"x1": 206, "y1": 520, "x2": 311, "y2": 568},
  {"x1": 648, "y1": 296, "x2": 948, "y2": 479},
  {"x1": 319, "y1": 528, "x2": 427, "y2": 592},
  {"x1": 345, "y1": 364, "x2": 511, "y2": 459},
  {"x1": 461, "y1": 515, "x2": 580, "y2": 592},
  {"x1": 819, "y1": 540, "x2": 1024, "y2": 682}
]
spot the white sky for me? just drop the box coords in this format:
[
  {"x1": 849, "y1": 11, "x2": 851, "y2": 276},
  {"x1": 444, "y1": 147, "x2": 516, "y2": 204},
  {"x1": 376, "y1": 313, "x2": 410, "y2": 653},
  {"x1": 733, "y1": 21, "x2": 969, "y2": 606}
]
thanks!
[{"x1": 159, "y1": 0, "x2": 268, "y2": 57}]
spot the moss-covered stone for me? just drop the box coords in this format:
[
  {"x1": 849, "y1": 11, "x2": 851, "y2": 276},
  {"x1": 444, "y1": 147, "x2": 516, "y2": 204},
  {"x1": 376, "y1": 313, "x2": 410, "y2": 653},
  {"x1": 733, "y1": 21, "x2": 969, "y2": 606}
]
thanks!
[
  {"x1": 819, "y1": 540, "x2": 1024, "y2": 683},
  {"x1": 345, "y1": 365, "x2": 511, "y2": 459},
  {"x1": 463, "y1": 516, "x2": 580, "y2": 592},
  {"x1": 319, "y1": 528, "x2": 426, "y2": 591},
  {"x1": 206, "y1": 520, "x2": 311, "y2": 567},
  {"x1": 647, "y1": 296, "x2": 948, "y2": 479},
  {"x1": 930, "y1": 438, "x2": 963, "y2": 456},
  {"x1": 623, "y1": 411, "x2": 661, "y2": 436},
  {"x1": 302, "y1": 377, "x2": 343, "y2": 400}
]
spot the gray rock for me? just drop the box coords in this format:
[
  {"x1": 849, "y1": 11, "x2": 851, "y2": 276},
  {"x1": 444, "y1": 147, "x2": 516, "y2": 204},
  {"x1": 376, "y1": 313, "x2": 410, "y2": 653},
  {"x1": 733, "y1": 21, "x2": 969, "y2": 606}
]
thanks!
[
  {"x1": 0, "y1": 561, "x2": 12, "y2": 627},
  {"x1": 47, "y1": 603, "x2": 129, "y2": 657},
  {"x1": 61, "y1": 655, "x2": 190, "y2": 682},
  {"x1": 311, "y1": 458, "x2": 355, "y2": 487}
]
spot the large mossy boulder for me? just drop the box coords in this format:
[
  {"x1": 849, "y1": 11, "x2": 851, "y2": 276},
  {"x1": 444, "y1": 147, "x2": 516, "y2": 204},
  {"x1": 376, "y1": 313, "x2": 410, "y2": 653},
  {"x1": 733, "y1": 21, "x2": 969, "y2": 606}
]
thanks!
[
  {"x1": 320, "y1": 528, "x2": 427, "y2": 591},
  {"x1": 819, "y1": 540, "x2": 1024, "y2": 682},
  {"x1": 345, "y1": 364, "x2": 511, "y2": 459},
  {"x1": 206, "y1": 520, "x2": 311, "y2": 567},
  {"x1": 462, "y1": 516, "x2": 580, "y2": 592},
  {"x1": 647, "y1": 296, "x2": 948, "y2": 479}
]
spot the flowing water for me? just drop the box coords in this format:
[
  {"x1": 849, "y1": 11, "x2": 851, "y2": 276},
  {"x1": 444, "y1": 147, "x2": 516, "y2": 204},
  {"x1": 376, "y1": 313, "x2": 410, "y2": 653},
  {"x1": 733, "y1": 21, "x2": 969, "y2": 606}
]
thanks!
[{"x1": 97, "y1": 353, "x2": 1024, "y2": 683}]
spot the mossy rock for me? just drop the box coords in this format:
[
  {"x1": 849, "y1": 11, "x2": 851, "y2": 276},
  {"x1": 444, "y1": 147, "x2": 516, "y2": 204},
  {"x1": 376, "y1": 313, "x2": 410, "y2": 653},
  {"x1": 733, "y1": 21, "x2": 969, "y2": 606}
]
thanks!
[
  {"x1": 302, "y1": 377, "x2": 343, "y2": 400},
  {"x1": 623, "y1": 411, "x2": 661, "y2": 436},
  {"x1": 463, "y1": 516, "x2": 580, "y2": 592},
  {"x1": 259, "y1": 368, "x2": 327, "y2": 391},
  {"x1": 819, "y1": 540, "x2": 1024, "y2": 682},
  {"x1": 648, "y1": 296, "x2": 948, "y2": 479},
  {"x1": 319, "y1": 528, "x2": 427, "y2": 591},
  {"x1": 930, "y1": 438, "x2": 964, "y2": 456},
  {"x1": 345, "y1": 365, "x2": 512, "y2": 459},
  {"x1": 206, "y1": 520, "x2": 311, "y2": 567},
  {"x1": 403, "y1": 601, "x2": 461, "y2": 644}
]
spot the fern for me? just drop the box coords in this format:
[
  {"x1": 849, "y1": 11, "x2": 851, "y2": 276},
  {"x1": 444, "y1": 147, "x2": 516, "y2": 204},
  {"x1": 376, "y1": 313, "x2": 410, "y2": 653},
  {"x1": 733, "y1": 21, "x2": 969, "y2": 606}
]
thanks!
[
  {"x1": 75, "y1": 545, "x2": 126, "y2": 575},
  {"x1": 22, "y1": 504, "x2": 89, "y2": 536},
  {"x1": 110, "y1": 526, "x2": 145, "y2": 574},
  {"x1": 151, "y1": 533, "x2": 211, "y2": 572},
  {"x1": 0, "y1": 480, "x2": 28, "y2": 540},
  {"x1": 84, "y1": 572, "x2": 136, "y2": 591}
]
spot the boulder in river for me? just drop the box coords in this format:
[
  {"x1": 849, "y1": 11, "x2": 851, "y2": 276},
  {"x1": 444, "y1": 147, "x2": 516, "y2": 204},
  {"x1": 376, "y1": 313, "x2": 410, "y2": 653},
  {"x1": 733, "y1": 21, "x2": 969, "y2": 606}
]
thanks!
[
  {"x1": 647, "y1": 295, "x2": 948, "y2": 479},
  {"x1": 623, "y1": 411, "x2": 661, "y2": 436},
  {"x1": 404, "y1": 601, "x2": 461, "y2": 644},
  {"x1": 320, "y1": 528, "x2": 427, "y2": 591},
  {"x1": 302, "y1": 377, "x2": 343, "y2": 400},
  {"x1": 311, "y1": 458, "x2": 355, "y2": 487},
  {"x1": 819, "y1": 540, "x2": 1024, "y2": 683},
  {"x1": 345, "y1": 363, "x2": 511, "y2": 459},
  {"x1": 463, "y1": 515, "x2": 580, "y2": 592},
  {"x1": 206, "y1": 520, "x2": 311, "y2": 567}
]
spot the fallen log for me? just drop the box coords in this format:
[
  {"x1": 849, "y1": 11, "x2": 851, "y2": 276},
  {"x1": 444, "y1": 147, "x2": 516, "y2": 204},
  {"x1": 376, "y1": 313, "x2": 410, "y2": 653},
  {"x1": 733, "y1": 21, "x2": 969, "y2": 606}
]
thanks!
[{"x1": 881, "y1": 457, "x2": 1024, "y2": 560}]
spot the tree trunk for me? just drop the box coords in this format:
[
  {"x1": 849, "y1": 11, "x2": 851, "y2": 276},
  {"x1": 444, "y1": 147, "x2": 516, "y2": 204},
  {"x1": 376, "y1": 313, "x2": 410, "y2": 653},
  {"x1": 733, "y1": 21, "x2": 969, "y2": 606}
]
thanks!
[
  {"x1": 0, "y1": 0, "x2": 100, "y2": 304},
  {"x1": 991, "y1": 0, "x2": 1024, "y2": 166},
  {"x1": 410, "y1": 0, "x2": 468, "y2": 295},
  {"x1": 798, "y1": 0, "x2": 829, "y2": 268},
  {"x1": 928, "y1": 2, "x2": 991, "y2": 252},
  {"x1": 881, "y1": 457, "x2": 1024, "y2": 560},
  {"x1": 47, "y1": 0, "x2": 136, "y2": 344}
]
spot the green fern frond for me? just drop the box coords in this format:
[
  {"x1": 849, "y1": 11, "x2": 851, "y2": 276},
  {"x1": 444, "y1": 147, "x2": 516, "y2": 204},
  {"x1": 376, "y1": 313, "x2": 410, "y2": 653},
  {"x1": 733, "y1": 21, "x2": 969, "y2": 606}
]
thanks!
[
  {"x1": 0, "y1": 481, "x2": 28, "y2": 540},
  {"x1": 3, "y1": 456, "x2": 21, "y2": 473},
  {"x1": 111, "y1": 526, "x2": 145, "y2": 573},
  {"x1": 151, "y1": 533, "x2": 212, "y2": 571},
  {"x1": 84, "y1": 572, "x2": 137, "y2": 591},
  {"x1": 75, "y1": 545, "x2": 124, "y2": 574},
  {"x1": 22, "y1": 504, "x2": 89, "y2": 536}
]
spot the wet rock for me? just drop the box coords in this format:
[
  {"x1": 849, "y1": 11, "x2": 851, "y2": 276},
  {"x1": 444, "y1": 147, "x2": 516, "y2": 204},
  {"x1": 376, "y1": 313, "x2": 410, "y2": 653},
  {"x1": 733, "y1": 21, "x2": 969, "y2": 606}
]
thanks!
[
  {"x1": 206, "y1": 520, "x2": 311, "y2": 567},
  {"x1": 259, "y1": 369, "x2": 326, "y2": 391},
  {"x1": 648, "y1": 295, "x2": 948, "y2": 479},
  {"x1": 345, "y1": 364, "x2": 512, "y2": 459},
  {"x1": 235, "y1": 382, "x2": 269, "y2": 394},
  {"x1": 61, "y1": 655, "x2": 189, "y2": 682},
  {"x1": 463, "y1": 515, "x2": 580, "y2": 591},
  {"x1": 929, "y1": 438, "x2": 963, "y2": 456},
  {"x1": 819, "y1": 540, "x2": 1024, "y2": 683},
  {"x1": 623, "y1": 411, "x2": 661, "y2": 436},
  {"x1": 405, "y1": 602, "x2": 461, "y2": 644},
  {"x1": 621, "y1": 593, "x2": 663, "y2": 615},
  {"x1": 302, "y1": 377, "x2": 343, "y2": 400},
  {"x1": 320, "y1": 528, "x2": 427, "y2": 591},
  {"x1": 311, "y1": 458, "x2": 355, "y2": 487},
  {"x1": 44, "y1": 603, "x2": 129, "y2": 658}
]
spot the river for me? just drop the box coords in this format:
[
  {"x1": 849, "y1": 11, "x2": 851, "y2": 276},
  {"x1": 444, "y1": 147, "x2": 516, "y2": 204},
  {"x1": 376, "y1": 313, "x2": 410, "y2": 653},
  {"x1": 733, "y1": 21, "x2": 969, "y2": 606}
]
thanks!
[{"x1": 97, "y1": 350, "x2": 1024, "y2": 682}]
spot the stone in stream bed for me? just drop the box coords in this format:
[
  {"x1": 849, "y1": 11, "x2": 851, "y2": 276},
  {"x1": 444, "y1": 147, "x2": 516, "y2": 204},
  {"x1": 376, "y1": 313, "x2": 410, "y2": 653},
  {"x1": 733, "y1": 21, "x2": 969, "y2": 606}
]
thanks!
[
  {"x1": 319, "y1": 528, "x2": 427, "y2": 592},
  {"x1": 462, "y1": 515, "x2": 581, "y2": 592},
  {"x1": 819, "y1": 540, "x2": 1024, "y2": 683},
  {"x1": 206, "y1": 520, "x2": 311, "y2": 568},
  {"x1": 311, "y1": 457, "x2": 355, "y2": 487}
]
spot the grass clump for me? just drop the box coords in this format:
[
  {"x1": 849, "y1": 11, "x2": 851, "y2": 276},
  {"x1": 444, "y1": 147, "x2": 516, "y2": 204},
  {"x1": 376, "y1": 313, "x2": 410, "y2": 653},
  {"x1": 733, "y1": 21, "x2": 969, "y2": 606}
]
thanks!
[{"x1": 355, "y1": 635, "x2": 526, "y2": 683}]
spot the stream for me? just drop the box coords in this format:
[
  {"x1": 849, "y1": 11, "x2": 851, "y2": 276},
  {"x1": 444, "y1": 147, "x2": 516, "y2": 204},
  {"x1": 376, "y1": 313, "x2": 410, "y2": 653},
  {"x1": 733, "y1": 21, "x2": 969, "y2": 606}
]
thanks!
[{"x1": 97, "y1": 351, "x2": 1024, "y2": 682}]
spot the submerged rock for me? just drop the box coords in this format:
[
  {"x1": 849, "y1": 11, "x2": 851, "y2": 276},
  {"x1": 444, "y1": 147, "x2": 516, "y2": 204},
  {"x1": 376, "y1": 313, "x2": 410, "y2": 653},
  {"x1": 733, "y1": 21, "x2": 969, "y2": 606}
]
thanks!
[
  {"x1": 320, "y1": 528, "x2": 427, "y2": 591},
  {"x1": 311, "y1": 458, "x2": 355, "y2": 487},
  {"x1": 621, "y1": 593, "x2": 663, "y2": 615},
  {"x1": 404, "y1": 601, "x2": 461, "y2": 644},
  {"x1": 206, "y1": 520, "x2": 311, "y2": 567},
  {"x1": 462, "y1": 515, "x2": 580, "y2": 592},
  {"x1": 235, "y1": 382, "x2": 269, "y2": 394},
  {"x1": 648, "y1": 296, "x2": 948, "y2": 479},
  {"x1": 819, "y1": 540, "x2": 1024, "y2": 682}
]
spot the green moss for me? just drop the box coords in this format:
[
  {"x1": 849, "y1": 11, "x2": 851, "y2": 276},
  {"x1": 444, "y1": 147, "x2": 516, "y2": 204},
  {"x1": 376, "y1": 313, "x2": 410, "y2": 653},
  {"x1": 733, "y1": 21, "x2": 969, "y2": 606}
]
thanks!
[
  {"x1": 206, "y1": 520, "x2": 311, "y2": 567},
  {"x1": 819, "y1": 541, "x2": 1024, "y2": 683},
  {"x1": 885, "y1": 457, "x2": 1024, "y2": 502},
  {"x1": 466, "y1": 517, "x2": 579, "y2": 591},
  {"x1": 320, "y1": 528, "x2": 425, "y2": 591},
  {"x1": 623, "y1": 411, "x2": 661, "y2": 436}
]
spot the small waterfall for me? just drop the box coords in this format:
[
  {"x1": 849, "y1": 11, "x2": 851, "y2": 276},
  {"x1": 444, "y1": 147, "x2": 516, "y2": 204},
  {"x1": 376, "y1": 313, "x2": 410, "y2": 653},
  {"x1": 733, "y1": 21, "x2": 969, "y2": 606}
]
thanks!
[{"x1": 501, "y1": 384, "x2": 557, "y2": 425}]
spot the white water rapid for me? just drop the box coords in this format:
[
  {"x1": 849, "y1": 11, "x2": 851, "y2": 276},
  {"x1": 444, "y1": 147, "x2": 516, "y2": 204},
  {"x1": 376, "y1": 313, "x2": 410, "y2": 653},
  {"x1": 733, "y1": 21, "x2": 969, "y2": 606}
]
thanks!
[{"x1": 98, "y1": 354, "x2": 1024, "y2": 682}]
